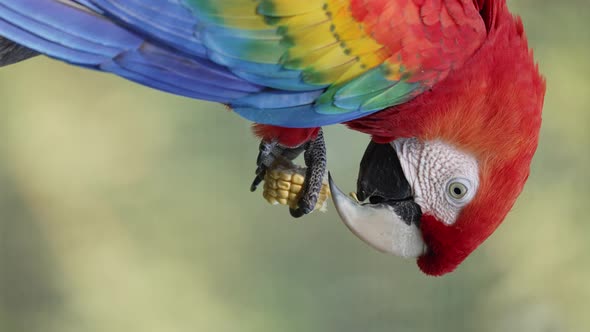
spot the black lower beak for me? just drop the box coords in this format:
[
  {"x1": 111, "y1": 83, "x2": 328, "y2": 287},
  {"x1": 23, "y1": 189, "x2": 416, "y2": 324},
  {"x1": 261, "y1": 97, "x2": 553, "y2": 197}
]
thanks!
[{"x1": 357, "y1": 141, "x2": 422, "y2": 226}]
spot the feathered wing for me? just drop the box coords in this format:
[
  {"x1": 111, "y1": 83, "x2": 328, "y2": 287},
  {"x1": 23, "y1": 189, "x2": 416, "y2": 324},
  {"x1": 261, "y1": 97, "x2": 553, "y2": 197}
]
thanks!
[
  {"x1": 0, "y1": 0, "x2": 487, "y2": 127},
  {"x1": 0, "y1": 0, "x2": 263, "y2": 103}
]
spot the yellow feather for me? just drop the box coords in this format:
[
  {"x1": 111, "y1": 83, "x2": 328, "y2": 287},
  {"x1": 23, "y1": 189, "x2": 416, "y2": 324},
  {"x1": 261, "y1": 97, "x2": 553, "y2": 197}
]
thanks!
[
  {"x1": 261, "y1": 0, "x2": 325, "y2": 16},
  {"x1": 199, "y1": 0, "x2": 391, "y2": 87},
  {"x1": 277, "y1": 11, "x2": 328, "y2": 31},
  {"x1": 287, "y1": 21, "x2": 335, "y2": 50},
  {"x1": 360, "y1": 48, "x2": 390, "y2": 67},
  {"x1": 334, "y1": 61, "x2": 371, "y2": 84},
  {"x1": 332, "y1": 20, "x2": 366, "y2": 40},
  {"x1": 283, "y1": 43, "x2": 339, "y2": 69},
  {"x1": 334, "y1": 49, "x2": 390, "y2": 84},
  {"x1": 342, "y1": 38, "x2": 384, "y2": 55},
  {"x1": 309, "y1": 45, "x2": 356, "y2": 70},
  {"x1": 304, "y1": 60, "x2": 357, "y2": 85}
]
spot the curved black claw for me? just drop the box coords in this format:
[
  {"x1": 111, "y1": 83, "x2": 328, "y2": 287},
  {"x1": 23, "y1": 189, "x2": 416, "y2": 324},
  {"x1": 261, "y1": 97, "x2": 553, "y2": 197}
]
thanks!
[
  {"x1": 250, "y1": 139, "x2": 307, "y2": 192},
  {"x1": 289, "y1": 129, "x2": 327, "y2": 218},
  {"x1": 250, "y1": 140, "x2": 277, "y2": 192},
  {"x1": 250, "y1": 129, "x2": 327, "y2": 218}
]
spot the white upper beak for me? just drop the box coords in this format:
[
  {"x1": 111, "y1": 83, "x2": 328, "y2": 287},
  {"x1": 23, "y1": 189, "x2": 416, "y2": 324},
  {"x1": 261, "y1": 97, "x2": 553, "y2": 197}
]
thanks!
[{"x1": 329, "y1": 174, "x2": 427, "y2": 258}]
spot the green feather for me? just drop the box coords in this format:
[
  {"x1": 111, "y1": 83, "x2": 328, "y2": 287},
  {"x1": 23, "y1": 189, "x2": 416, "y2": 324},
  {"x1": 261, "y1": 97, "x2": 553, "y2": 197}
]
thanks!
[
  {"x1": 359, "y1": 82, "x2": 421, "y2": 112},
  {"x1": 334, "y1": 66, "x2": 396, "y2": 102}
]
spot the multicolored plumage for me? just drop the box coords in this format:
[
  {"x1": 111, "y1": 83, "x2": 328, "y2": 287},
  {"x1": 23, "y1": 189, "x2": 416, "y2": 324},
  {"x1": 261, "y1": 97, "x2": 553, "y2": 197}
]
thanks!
[
  {"x1": 0, "y1": 0, "x2": 545, "y2": 275},
  {"x1": 0, "y1": 0, "x2": 486, "y2": 127}
]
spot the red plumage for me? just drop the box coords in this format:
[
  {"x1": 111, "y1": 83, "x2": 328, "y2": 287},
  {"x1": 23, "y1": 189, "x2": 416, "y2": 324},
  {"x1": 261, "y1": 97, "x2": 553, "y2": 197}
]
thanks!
[
  {"x1": 349, "y1": 0, "x2": 545, "y2": 275},
  {"x1": 258, "y1": 0, "x2": 545, "y2": 275},
  {"x1": 350, "y1": 0, "x2": 487, "y2": 83}
]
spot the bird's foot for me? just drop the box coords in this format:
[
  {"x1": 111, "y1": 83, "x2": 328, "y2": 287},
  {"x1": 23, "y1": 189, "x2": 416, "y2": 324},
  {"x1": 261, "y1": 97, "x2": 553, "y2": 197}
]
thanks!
[{"x1": 250, "y1": 129, "x2": 330, "y2": 218}]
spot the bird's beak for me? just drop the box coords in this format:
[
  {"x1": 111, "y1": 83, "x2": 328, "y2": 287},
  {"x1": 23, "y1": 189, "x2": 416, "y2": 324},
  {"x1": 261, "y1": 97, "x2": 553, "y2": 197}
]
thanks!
[{"x1": 330, "y1": 141, "x2": 426, "y2": 258}]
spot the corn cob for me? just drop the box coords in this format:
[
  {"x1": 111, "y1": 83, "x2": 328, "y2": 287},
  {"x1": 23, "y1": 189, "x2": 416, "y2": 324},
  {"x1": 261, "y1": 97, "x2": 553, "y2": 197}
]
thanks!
[{"x1": 262, "y1": 161, "x2": 331, "y2": 212}]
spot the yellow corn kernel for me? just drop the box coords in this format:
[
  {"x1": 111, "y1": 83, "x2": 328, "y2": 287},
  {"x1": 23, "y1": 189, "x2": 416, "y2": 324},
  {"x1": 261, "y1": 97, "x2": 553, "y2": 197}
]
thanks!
[
  {"x1": 290, "y1": 184, "x2": 302, "y2": 193},
  {"x1": 262, "y1": 161, "x2": 331, "y2": 212},
  {"x1": 277, "y1": 180, "x2": 290, "y2": 190},
  {"x1": 292, "y1": 173, "x2": 305, "y2": 185},
  {"x1": 277, "y1": 189, "x2": 289, "y2": 199},
  {"x1": 279, "y1": 172, "x2": 292, "y2": 181},
  {"x1": 263, "y1": 192, "x2": 279, "y2": 205}
]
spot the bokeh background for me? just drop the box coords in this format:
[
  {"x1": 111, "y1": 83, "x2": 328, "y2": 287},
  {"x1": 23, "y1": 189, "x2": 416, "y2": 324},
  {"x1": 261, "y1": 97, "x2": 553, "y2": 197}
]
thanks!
[{"x1": 1, "y1": 1, "x2": 589, "y2": 331}]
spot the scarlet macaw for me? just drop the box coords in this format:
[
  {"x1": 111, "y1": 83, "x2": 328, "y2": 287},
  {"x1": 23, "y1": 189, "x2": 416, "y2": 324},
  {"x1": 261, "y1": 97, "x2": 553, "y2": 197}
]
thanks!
[{"x1": 0, "y1": 0, "x2": 545, "y2": 275}]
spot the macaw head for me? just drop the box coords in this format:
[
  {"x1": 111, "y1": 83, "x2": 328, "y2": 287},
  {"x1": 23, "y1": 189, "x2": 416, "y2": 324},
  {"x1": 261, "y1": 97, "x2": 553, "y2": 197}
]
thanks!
[{"x1": 332, "y1": 3, "x2": 546, "y2": 276}]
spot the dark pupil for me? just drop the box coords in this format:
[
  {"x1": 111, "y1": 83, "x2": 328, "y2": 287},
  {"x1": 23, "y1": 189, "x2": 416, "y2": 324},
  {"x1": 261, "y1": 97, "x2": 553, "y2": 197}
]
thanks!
[{"x1": 453, "y1": 187, "x2": 463, "y2": 195}]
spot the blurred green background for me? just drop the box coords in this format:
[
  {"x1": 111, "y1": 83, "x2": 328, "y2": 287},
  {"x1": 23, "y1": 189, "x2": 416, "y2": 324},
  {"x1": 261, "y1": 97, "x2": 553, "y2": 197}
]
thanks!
[{"x1": 1, "y1": 1, "x2": 589, "y2": 331}]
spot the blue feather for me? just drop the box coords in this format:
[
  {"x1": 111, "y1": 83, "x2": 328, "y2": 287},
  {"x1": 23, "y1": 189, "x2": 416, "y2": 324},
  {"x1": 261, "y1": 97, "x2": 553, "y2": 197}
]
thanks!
[
  {"x1": 89, "y1": 0, "x2": 207, "y2": 57},
  {"x1": 231, "y1": 69, "x2": 322, "y2": 92},
  {"x1": 108, "y1": 47, "x2": 260, "y2": 100},
  {"x1": 126, "y1": 45, "x2": 260, "y2": 92},
  {"x1": 100, "y1": 61, "x2": 233, "y2": 101},
  {"x1": 74, "y1": 1, "x2": 105, "y2": 13},
  {"x1": 232, "y1": 104, "x2": 382, "y2": 128},
  {"x1": 0, "y1": 0, "x2": 263, "y2": 103},
  {"x1": 0, "y1": 1, "x2": 142, "y2": 65},
  {"x1": 0, "y1": 0, "x2": 411, "y2": 128},
  {"x1": 0, "y1": 18, "x2": 107, "y2": 67},
  {"x1": 233, "y1": 90, "x2": 324, "y2": 109}
]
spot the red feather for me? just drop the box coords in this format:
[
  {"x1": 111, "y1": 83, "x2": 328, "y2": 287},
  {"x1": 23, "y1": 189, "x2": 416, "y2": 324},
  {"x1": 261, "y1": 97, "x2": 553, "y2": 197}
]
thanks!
[
  {"x1": 352, "y1": 0, "x2": 486, "y2": 84},
  {"x1": 256, "y1": 0, "x2": 490, "y2": 146},
  {"x1": 347, "y1": 0, "x2": 546, "y2": 275},
  {"x1": 255, "y1": 1, "x2": 545, "y2": 275}
]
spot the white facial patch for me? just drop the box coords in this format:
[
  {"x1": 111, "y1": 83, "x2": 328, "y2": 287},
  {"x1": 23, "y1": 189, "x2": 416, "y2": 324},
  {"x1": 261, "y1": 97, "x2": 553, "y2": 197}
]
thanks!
[{"x1": 392, "y1": 138, "x2": 479, "y2": 225}]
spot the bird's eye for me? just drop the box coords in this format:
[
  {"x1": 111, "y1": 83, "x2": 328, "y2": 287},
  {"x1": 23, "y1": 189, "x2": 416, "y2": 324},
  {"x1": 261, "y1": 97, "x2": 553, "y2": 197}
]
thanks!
[
  {"x1": 448, "y1": 181, "x2": 468, "y2": 200},
  {"x1": 445, "y1": 178, "x2": 476, "y2": 207}
]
